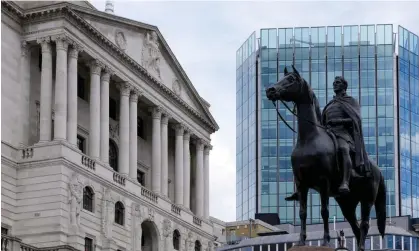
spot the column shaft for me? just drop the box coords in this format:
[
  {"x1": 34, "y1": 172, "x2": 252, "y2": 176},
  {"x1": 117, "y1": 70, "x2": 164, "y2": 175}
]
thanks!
[
  {"x1": 204, "y1": 145, "x2": 211, "y2": 219},
  {"x1": 67, "y1": 46, "x2": 81, "y2": 145},
  {"x1": 19, "y1": 41, "x2": 31, "y2": 146},
  {"x1": 118, "y1": 82, "x2": 130, "y2": 175},
  {"x1": 175, "y1": 125, "x2": 184, "y2": 205},
  {"x1": 183, "y1": 131, "x2": 191, "y2": 208},
  {"x1": 88, "y1": 60, "x2": 102, "y2": 158},
  {"x1": 160, "y1": 114, "x2": 169, "y2": 196},
  {"x1": 151, "y1": 107, "x2": 162, "y2": 193},
  {"x1": 129, "y1": 88, "x2": 141, "y2": 179},
  {"x1": 195, "y1": 140, "x2": 204, "y2": 217},
  {"x1": 53, "y1": 36, "x2": 69, "y2": 140},
  {"x1": 100, "y1": 69, "x2": 111, "y2": 161},
  {"x1": 37, "y1": 37, "x2": 53, "y2": 142}
]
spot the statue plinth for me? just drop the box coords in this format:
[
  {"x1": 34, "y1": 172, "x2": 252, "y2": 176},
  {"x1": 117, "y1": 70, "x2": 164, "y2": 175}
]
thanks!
[{"x1": 288, "y1": 246, "x2": 334, "y2": 251}]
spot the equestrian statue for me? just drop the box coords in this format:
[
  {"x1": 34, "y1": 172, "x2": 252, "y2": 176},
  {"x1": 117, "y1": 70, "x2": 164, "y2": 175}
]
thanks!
[{"x1": 265, "y1": 66, "x2": 386, "y2": 251}]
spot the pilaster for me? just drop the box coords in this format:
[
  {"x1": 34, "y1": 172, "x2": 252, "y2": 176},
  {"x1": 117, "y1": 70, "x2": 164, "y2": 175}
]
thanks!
[
  {"x1": 160, "y1": 110, "x2": 171, "y2": 197},
  {"x1": 117, "y1": 81, "x2": 131, "y2": 175},
  {"x1": 19, "y1": 40, "x2": 31, "y2": 146}
]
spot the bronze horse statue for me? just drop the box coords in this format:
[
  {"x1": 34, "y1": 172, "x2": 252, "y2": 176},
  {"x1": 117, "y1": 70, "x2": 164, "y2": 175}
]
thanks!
[{"x1": 265, "y1": 66, "x2": 386, "y2": 251}]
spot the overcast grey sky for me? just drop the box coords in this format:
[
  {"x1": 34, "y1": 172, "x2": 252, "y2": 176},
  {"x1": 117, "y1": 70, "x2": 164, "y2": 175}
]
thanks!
[{"x1": 90, "y1": 0, "x2": 419, "y2": 222}]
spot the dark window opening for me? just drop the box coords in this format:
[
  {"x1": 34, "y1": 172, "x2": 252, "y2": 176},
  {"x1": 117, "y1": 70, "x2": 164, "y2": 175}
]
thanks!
[
  {"x1": 137, "y1": 117, "x2": 144, "y2": 139},
  {"x1": 195, "y1": 240, "x2": 201, "y2": 251},
  {"x1": 78, "y1": 75, "x2": 86, "y2": 100},
  {"x1": 137, "y1": 170, "x2": 145, "y2": 186},
  {"x1": 109, "y1": 140, "x2": 118, "y2": 172},
  {"x1": 1, "y1": 227, "x2": 8, "y2": 235},
  {"x1": 77, "y1": 135, "x2": 86, "y2": 153},
  {"x1": 84, "y1": 237, "x2": 93, "y2": 251},
  {"x1": 115, "y1": 201, "x2": 125, "y2": 225},
  {"x1": 173, "y1": 230, "x2": 180, "y2": 250},
  {"x1": 83, "y1": 186, "x2": 94, "y2": 212},
  {"x1": 110, "y1": 98, "x2": 117, "y2": 120}
]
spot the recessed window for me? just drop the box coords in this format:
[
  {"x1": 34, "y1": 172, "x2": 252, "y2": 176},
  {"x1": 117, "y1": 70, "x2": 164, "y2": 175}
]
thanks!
[
  {"x1": 84, "y1": 237, "x2": 93, "y2": 251},
  {"x1": 1, "y1": 227, "x2": 8, "y2": 235},
  {"x1": 194, "y1": 240, "x2": 201, "y2": 251},
  {"x1": 173, "y1": 230, "x2": 180, "y2": 250},
  {"x1": 110, "y1": 98, "x2": 118, "y2": 120},
  {"x1": 77, "y1": 135, "x2": 86, "y2": 153},
  {"x1": 109, "y1": 140, "x2": 118, "y2": 172},
  {"x1": 137, "y1": 117, "x2": 144, "y2": 139},
  {"x1": 137, "y1": 170, "x2": 145, "y2": 186},
  {"x1": 78, "y1": 75, "x2": 87, "y2": 101},
  {"x1": 83, "y1": 186, "x2": 94, "y2": 212},
  {"x1": 115, "y1": 201, "x2": 125, "y2": 225}
]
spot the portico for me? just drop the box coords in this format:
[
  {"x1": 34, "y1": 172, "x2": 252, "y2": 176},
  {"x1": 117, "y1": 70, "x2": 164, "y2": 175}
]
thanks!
[{"x1": 26, "y1": 32, "x2": 212, "y2": 217}]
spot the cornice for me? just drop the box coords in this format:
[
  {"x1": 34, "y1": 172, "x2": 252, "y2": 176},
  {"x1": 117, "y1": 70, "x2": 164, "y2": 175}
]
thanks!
[{"x1": 11, "y1": 3, "x2": 218, "y2": 133}]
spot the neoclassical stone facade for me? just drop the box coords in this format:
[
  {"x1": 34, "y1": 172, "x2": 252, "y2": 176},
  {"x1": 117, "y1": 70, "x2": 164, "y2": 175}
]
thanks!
[{"x1": 1, "y1": 1, "x2": 218, "y2": 251}]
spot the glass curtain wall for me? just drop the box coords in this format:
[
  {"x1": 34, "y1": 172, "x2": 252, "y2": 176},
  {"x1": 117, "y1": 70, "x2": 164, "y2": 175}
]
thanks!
[
  {"x1": 398, "y1": 26, "x2": 419, "y2": 218},
  {"x1": 236, "y1": 32, "x2": 257, "y2": 220}
]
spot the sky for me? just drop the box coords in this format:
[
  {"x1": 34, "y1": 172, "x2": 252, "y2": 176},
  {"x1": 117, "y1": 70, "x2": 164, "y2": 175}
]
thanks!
[{"x1": 90, "y1": 0, "x2": 419, "y2": 222}]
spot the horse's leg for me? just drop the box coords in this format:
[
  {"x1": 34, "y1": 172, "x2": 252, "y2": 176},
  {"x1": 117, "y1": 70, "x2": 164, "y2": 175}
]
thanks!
[
  {"x1": 358, "y1": 202, "x2": 372, "y2": 251},
  {"x1": 320, "y1": 184, "x2": 331, "y2": 246},
  {"x1": 336, "y1": 197, "x2": 361, "y2": 245},
  {"x1": 296, "y1": 186, "x2": 309, "y2": 246}
]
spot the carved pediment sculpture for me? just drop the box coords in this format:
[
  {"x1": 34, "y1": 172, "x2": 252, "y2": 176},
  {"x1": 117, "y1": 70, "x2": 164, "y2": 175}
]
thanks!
[
  {"x1": 141, "y1": 31, "x2": 161, "y2": 78},
  {"x1": 115, "y1": 30, "x2": 127, "y2": 51},
  {"x1": 172, "y1": 79, "x2": 181, "y2": 96}
]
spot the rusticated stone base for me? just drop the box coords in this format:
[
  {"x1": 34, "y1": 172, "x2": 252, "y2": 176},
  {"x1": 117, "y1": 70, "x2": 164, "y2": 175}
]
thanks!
[{"x1": 288, "y1": 246, "x2": 334, "y2": 251}]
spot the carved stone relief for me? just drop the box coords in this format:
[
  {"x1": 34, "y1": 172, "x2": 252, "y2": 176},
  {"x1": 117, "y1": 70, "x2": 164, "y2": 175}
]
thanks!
[
  {"x1": 68, "y1": 172, "x2": 83, "y2": 229},
  {"x1": 141, "y1": 31, "x2": 161, "y2": 78},
  {"x1": 102, "y1": 187, "x2": 114, "y2": 239},
  {"x1": 172, "y1": 79, "x2": 181, "y2": 96},
  {"x1": 115, "y1": 30, "x2": 127, "y2": 51}
]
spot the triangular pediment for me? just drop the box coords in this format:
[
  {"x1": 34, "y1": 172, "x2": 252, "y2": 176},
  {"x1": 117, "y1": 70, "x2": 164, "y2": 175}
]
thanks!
[{"x1": 70, "y1": 6, "x2": 217, "y2": 130}]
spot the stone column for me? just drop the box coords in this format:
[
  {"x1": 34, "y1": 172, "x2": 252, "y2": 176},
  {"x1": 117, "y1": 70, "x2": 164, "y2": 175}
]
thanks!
[
  {"x1": 204, "y1": 144, "x2": 212, "y2": 219},
  {"x1": 195, "y1": 139, "x2": 204, "y2": 217},
  {"x1": 160, "y1": 112, "x2": 170, "y2": 197},
  {"x1": 183, "y1": 130, "x2": 191, "y2": 209},
  {"x1": 37, "y1": 37, "x2": 53, "y2": 142},
  {"x1": 67, "y1": 44, "x2": 82, "y2": 146},
  {"x1": 129, "y1": 88, "x2": 141, "y2": 179},
  {"x1": 100, "y1": 67, "x2": 113, "y2": 162},
  {"x1": 88, "y1": 60, "x2": 103, "y2": 159},
  {"x1": 150, "y1": 106, "x2": 162, "y2": 194},
  {"x1": 118, "y1": 82, "x2": 131, "y2": 175},
  {"x1": 52, "y1": 35, "x2": 69, "y2": 141},
  {"x1": 174, "y1": 124, "x2": 184, "y2": 205},
  {"x1": 19, "y1": 41, "x2": 31, "y2": 146}
]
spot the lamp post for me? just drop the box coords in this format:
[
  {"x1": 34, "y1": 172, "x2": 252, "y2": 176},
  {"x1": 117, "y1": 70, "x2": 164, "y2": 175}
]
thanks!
[{"x1": 249, "y1": 218, "x2": 255, "y2": 238}]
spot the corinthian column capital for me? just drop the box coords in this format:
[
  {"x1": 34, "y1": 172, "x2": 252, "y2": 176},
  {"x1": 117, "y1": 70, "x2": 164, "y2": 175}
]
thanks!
[
  {"x1": 149, "y1": 106, "x2": 163, "y2": 119},
  {"x1": 117, "y1": 81, "x2": 131, "y2": 96},
  {"x1": 130, "y1": 87, "x2": 142, "y2": 103},
  {"x1": 51, "y1": 34, "x2": 69, "y2": 51},
  {"x1": 101, "y1": 66, "x2": 114, "y2": 82},
  {"x1": 194, "y1": 139, "x2": 205, "y2": 151},
  {"x1": 204, "y1": 144, "x2": 212, "y2": 154},
  {"x1": 21, "y1": 41, "x2": 30, "y2": 57},
  {"x1": 36, "y1": 36, "x2": 51, "y2": 53},
  {"x1": 69, "y1": 43, "x2": 83, "y2": 60},
  {"x1": 88, "y1": 59, "x2": 104, "y2": 75}
]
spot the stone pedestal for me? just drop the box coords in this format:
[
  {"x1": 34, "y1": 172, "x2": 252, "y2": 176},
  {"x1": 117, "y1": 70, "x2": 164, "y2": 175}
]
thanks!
[
  {"x1": 288, "y1": 246, "x2": 334, "y2": 251},
  {"x1": 67, "y1": 226, "x2": 85, "y2": 251}
]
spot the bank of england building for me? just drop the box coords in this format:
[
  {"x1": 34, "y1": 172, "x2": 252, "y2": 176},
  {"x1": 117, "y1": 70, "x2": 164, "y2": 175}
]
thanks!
[{"x1": 1, "y1": 1, "x2": 219, "y2": 251}]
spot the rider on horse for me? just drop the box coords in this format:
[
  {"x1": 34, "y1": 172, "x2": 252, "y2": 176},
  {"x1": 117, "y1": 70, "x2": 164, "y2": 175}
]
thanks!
[{"x1": 286, "y1": 76, "x2": 371, "y2": 200}]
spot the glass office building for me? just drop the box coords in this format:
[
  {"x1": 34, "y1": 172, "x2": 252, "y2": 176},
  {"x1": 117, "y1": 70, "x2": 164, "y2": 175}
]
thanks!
[{"x1": 236, "y1": 25, "x2": 419, "y2": 224}]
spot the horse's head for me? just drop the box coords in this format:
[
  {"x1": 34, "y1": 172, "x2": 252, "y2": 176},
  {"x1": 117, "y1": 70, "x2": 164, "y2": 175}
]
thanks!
[{"x1": 265, "y1": 65, "x2": 306, "y2": 103}]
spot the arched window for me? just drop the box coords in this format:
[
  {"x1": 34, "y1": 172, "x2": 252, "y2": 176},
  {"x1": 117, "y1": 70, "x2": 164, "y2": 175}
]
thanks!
[
  {"x1": 109, "y1": 140, "x2": 118, "y2": 172},
  {"x1": 83, "y1": 186, "x2": 94, "y2": 212},
  {"x1": 115, "y1": 201, "x2": 125, "y2": 225},
  {"x1": 194, "y1": 240, "x2": 201, "y2": 251},
  {"x1": 173, "y1": 230, "x2": 180, "y2": 250}
]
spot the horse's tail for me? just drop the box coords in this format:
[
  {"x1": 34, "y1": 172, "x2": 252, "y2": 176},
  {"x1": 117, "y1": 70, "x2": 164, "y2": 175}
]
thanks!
[{"x1": 375, "y1": 172, "x2": 386, "y2": 238}]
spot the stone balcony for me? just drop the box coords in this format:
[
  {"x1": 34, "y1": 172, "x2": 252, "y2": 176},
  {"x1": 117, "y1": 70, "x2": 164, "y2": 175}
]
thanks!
[{"x1": 16, "y1": 141, "x2": 211, "y2": 233}]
